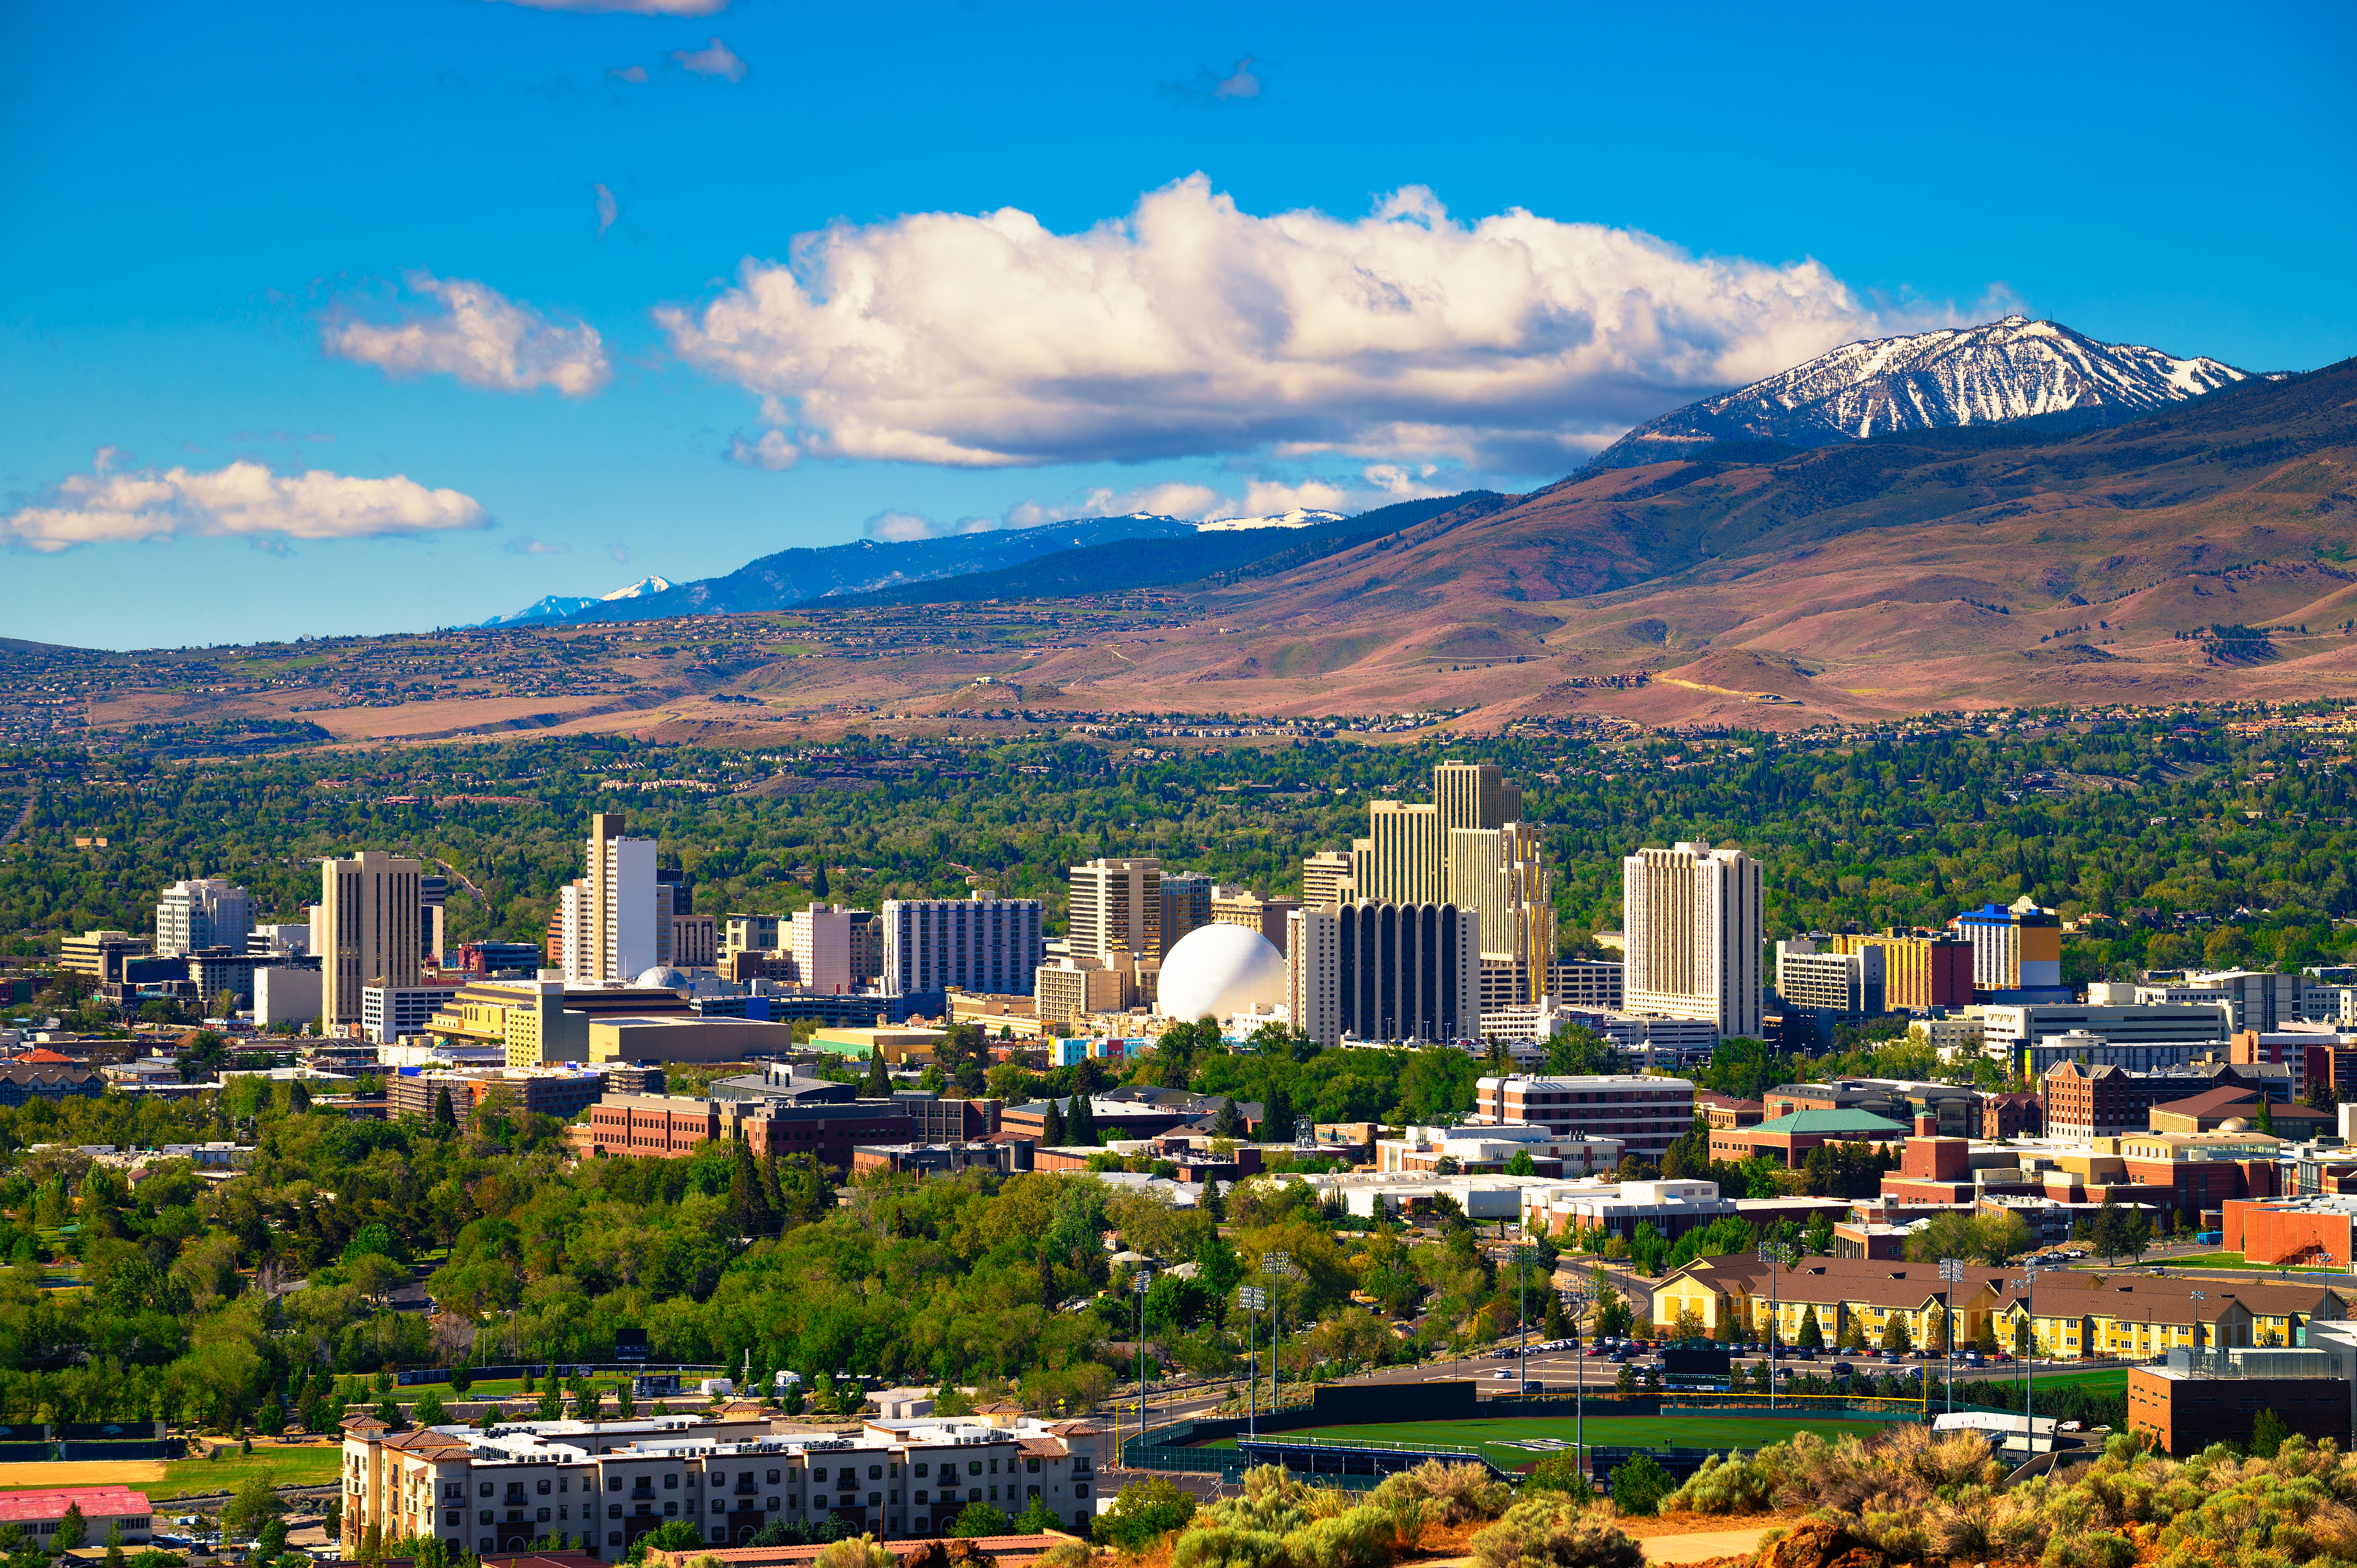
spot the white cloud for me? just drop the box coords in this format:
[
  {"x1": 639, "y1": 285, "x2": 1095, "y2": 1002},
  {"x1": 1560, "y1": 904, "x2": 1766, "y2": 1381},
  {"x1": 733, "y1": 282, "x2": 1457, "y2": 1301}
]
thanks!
[
  {"x1": 659, "y1": 175, "x2": 1955, "y2": 473},
  {"x1": 670, "y1": 37, "x2": 746, "y2": 80},
  {"x1": 505, "y1": 536, "x2": 571, "y2": 555},
  {"x1": 324, "y1": 273, "x2": 611, "y2": 397},
  {"x1": 726, "y1": 430, "x2": 800, "y2": 470},
  {"x1": 594, "y1": 183, "x2": 619, "y2": 238},
  {"x1": 2, "y1": 454, "x2": 487, "y2": 554},
  {"x1": 489, "y1": 0, "x2": 731, "y2": 14},
  {"x1": 1002, "y1": 465, "x2": 1453, "y2": 529},
  {"x1": 862, "y1": 509, "x2": 939, "y2": 542},
  {"x1": 607, "y1": 66, "x2": 649, "y2": 84}
]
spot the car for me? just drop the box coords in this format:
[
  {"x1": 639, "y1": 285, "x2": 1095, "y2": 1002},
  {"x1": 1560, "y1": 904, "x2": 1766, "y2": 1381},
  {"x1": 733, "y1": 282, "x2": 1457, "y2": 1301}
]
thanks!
[
  {"x1": 1584, "y1": 1345, "x2": 1607, "y2": 1357},
  {"x1": 1491, "y1": 1370, "x2": 1515, "y2": 1379},
  {"x1": 1829, "y1": 1361, "x2": 1855, "y2": 1378}
]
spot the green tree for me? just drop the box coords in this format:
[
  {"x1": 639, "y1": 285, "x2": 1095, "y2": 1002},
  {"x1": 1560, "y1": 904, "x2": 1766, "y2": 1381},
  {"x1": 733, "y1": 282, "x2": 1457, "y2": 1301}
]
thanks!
[
  {"x1": 1798, "y1": 1306, "x2": 1825, "y2": 1349},
  {"x1": 2255, "y1": 1095, "x2": 2275, "y2": 1135},
  {"x1": 1065, "y1": 1094, "x2": 1098, "y2": 1147},
  {"x1": 2251, "y1": 1408, "x2": 2290, "y2": 1458},
  {"x1": 1012, "y1": 1497, "x2": 1063, "y2": 1534},
  {"x1": 1038, "y1": 1097, "x2": 1066, "y2": 1147},
  {"x1": 1975, "y1": 1316, "x2": 2000, "y2": 1354},
  {"x1": 448, "y1": 1363, "x2": 473, "y2": 1396},
  {"x1": 411, "y1": 1390, "x2": 447, "y2": 1426},
  {"x1": 433, "y1": 1086, "x2": 456, "y2": 1128},
  {"x1": 1610, "y1": 1454, "x2": 1674, "y2": 1517},
  {"x1": 54, "y1": 1506, "x2": 86, "y2": 1553},
  {"x1": 221, "y1": 1472, "x2": 285, "y2": 1540},
  {"x1": 1260, "y1": 1083, "x2": 1294, "y2": 1145},
  {"x1": 862, "y1": 1051, "x2": 891, "y2": 1097},
  {"x1": 1091, "y1": 1477, "x2": 1195, "y2": 1552},
  {"x1": 1505, "y1": 1149, "x2": 1536, "y2": 1176},
  {"x1": 1880, "y1": 1314, "x2": 1913, "y2": 1353},
  {"x1": 950, "y1": 1502, "x2": 1012, "y2": 1538}
]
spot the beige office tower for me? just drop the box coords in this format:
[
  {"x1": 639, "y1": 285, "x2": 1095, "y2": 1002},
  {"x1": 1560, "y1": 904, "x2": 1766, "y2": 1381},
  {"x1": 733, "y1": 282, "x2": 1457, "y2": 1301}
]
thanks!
[
  {"x1": 1067, "y1": 857, "x2": 1160, "y2": 963},
  {"x1": 319, "y1": 850, "x2": 421, "y2": 1035},
  {"x1": 1286, "y1": 906, "x2": 1343, "y2": 1048},
  {"x1": 1302, "y1": 850, "x2": 1354, "y2": 911},
  {"x1": 1434, "y1": 761, "x2": 1522, "y2": 843},
  {"x1": 1622, "y1": 840, "x2": 1763, "y2": 1037},
  {"x1": 1447, "y1": 822, "x2": 1555, "y2": 1005},
  {"x1": 1363, "y1": 801, "x2": 1442, "y2": 904}
]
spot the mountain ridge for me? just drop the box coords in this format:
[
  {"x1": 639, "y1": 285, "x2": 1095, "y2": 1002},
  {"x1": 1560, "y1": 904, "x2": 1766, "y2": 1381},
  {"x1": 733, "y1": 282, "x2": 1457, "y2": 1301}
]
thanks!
[{"x1": 1584, "y1": 315, "x2": 2264, "y2": 472}]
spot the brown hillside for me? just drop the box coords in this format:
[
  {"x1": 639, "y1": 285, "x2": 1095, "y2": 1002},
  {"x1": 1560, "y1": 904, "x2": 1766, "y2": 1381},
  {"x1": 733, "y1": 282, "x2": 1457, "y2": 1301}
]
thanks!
[{"x1": 1019, "y1": 355, "x2": 2357, "y2": 726}]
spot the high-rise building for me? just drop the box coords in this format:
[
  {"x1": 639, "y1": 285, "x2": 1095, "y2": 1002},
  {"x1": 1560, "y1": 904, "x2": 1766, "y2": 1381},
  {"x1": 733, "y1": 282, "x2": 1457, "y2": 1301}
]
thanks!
[
  {"x1": 155, "y1": 878, "x2": 252, "y2": 958},
  {"x1": 419, "y1": 875, "x2": 447, "y2": 966},
  {"x1": 1068, "y1": 858, "x2": 1160, "y2": 963},
  {"x1": 566, "y1": 813, "x2": 657, "y2": 985},
  {"x1": 1158, "y1": 872, "x2": 1212, "y2": 958},
  {"x1": 1447, "y1": 821, "x2": 1554, "y2": 1005},
  {"x1": 882, "y1": 892, "x2": 1045, "y2": 996},
  {"x1": 1301, "y1": 851, "x2": 1354, "y2": 910},
  {"x1": 1830, "y1": 930, "x2": 1975, "y2": 1010},
  {"x1": 790, "y1": 904, "x2": 857, "y2": 994},
  {"x1": 1287, "y1": 901, "x2": 1480, "y2": 1047},
  {"x1": 1364, "y1": 803, "x2": 1442, "y2": 904},
  {"x1": 1211, "y1": 886, "x2": 1300, "y2": 949},
  {"x1": 1622, "y1": 841, "x2": 1763, "y2": 1038},
  {"x1": 652, "y1": 867, "x2": 688, "y2": 967},
  {"x1": 722, "y1": 913, "x2": 781, "y2": 958},
  {"x1": 319, "y1": 850, "x2": 423, "y2": 1034},
  {"x1": 1950, "y1": 897, "x2": 2064, "y2": 998},
  {"x1": 1434, "y1": 760, "x2": 1523, "y2": 842},
  {"x1": 847, "y1": 909, "x2": 882, "y2": 985}
]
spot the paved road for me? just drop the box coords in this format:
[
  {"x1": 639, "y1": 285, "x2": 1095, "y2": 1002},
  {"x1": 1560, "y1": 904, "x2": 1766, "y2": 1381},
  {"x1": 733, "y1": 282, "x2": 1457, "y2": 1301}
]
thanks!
[{"x1": 0, "y1": 789, "x2": 32, "y2": 850}]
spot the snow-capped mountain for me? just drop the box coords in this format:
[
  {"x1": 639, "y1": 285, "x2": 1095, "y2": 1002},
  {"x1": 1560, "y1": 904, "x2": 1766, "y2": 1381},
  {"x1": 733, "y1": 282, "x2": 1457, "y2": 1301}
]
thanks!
[
  {"x1": 1195, "y1": 508, "x2": 1346, "y2": 532},
  {"x1": 478, "y1": 576, "x2": 674, "y2": 628},
  {"x1": 1586, "y1": 316, "x2": 2263, "y2": 470}
]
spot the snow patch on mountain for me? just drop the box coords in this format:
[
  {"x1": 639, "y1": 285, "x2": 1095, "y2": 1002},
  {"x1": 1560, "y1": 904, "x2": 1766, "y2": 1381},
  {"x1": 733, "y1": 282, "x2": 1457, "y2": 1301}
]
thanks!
[
  {"x1": 1585, "y1": 316, "x2": 2262, "y2": 471},
  {"x1": 1195, "y1": 508, "x2": 1346, "y2": 532}
]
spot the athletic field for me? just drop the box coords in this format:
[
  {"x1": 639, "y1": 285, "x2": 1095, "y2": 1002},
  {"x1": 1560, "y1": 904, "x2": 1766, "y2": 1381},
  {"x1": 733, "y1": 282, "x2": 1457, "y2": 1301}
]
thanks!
[{"x1": 1193, "y1": 1413, "x2": 1890, "y2": 1468}]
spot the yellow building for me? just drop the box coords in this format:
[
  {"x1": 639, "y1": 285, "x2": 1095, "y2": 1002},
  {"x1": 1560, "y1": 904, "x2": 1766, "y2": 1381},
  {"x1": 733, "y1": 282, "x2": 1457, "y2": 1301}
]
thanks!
[
  {"x1": 425, "y1": 978, "x2": 569, "y2": 1068},
  {"x1": 808, "y1": 1025, "x2": 944, "y2": 1063},
  {"x1": 1654, "y1": 1256, "x2": 2008, "y2": 1348}
]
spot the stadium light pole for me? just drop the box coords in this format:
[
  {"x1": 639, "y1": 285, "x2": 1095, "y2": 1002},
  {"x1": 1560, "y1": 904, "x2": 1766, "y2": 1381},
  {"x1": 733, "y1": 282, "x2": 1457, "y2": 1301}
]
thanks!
[
  {"x1": 1133, "y1": 1268, "x2": 1155, "y2": 1444},
  {"x1": 2015, "y1": 1261, "x2": 2042, "y2": 1456},
  {"x1": 1267, "y1": 1253, "x2": 1294, "y2": 1415},
  {"x1": 1938, "y1": 1258, "x2": 1965, "y2": 1418},
  {"x1": 1513, "y1": 1238, "x2": 1536, "y2": 1396},
  {"x1": 1757, "y1": 1240, "x2": 1792, "y2": 1412},
  {"x1": 1237, "y1": 1285, "x2": 1268, "y2": 1441}
]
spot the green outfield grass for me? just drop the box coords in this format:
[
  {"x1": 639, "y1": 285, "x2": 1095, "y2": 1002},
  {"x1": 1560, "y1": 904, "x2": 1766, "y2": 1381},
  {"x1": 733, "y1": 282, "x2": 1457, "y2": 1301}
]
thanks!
[
  {"x1": 1194, "y1": 1413, "x2": 1890, "y2": 1466},
  {"x1": 153, "y1": 1443, "x2": 346, "y2": 1497}
]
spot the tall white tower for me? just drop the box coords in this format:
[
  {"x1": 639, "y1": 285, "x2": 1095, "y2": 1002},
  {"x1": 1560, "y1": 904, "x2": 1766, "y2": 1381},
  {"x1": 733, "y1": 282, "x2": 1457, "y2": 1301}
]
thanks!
[
  {"x1": 570, "y1": 812, "x2": 657, "y2": 984},
  {"x1": 1622, "y1": 840, "x2": 1762, "y2": 1038}
]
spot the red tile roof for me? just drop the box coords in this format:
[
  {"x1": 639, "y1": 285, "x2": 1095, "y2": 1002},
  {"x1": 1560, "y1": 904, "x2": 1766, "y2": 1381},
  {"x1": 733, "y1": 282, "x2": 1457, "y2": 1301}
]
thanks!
[{"x1": 0, "y1": 1489, "x2": 150, "y2": 1524}]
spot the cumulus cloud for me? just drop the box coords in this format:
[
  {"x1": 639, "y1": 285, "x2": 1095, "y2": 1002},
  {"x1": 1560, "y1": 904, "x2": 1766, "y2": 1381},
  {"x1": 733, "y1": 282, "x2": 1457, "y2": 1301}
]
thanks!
[
  {"x1": 859, "y1": 510, "x2": 1009, "y2": 542},
  {"x1": 594, "y1": 183, "x2": 619, "y2": 238},
  {"x1": 488, "y1": 0, "x2": 731, "y2": 14},
  {"x1": 726, "y1": 429, "x2": 800, "y2": 470},
  {"x1": 504, "y1": 536, "x2": 571, "y2": 555},
  {"x1": 607, "y1": 65, "x2": 649, "y2": 83},
  {"x1": 670, "y1": 37, "x2": 746, "y2": 80},
  {"x1": 324, "y1": 273, "x2": 611, "y2": 397},
  {"x1": 1002, "y1": 465, "x2": 1453, "y2": 528},
  {"x1": 1213, "y1": 58, "x2": 1261, "y2": 99},
  {"x1": 1, "y1": 454, "x2": 487, "y2": 554},
  {"x1": 659, "y1": 175, "x2": 1955, "y2": 473}
]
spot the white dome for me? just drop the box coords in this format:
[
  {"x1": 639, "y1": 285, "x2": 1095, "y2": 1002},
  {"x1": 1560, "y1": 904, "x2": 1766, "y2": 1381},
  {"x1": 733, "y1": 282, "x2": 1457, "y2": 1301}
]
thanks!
[
  {"x1": 634, "y1": 965, "x2": 690, "y2": 991},
  {"x1": 1157, "y1": 924, "x2": 1285, "y2": 1024}
]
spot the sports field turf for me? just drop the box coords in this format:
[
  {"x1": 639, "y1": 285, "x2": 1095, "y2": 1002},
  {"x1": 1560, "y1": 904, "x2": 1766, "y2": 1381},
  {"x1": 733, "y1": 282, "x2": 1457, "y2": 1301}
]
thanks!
[
  {"x1": 1195, "y1": 1414, "x2": 1891, "y2": 1466},
  {"x1": 0, "y1": 1442, "x2": 344, "y2": 1499}
]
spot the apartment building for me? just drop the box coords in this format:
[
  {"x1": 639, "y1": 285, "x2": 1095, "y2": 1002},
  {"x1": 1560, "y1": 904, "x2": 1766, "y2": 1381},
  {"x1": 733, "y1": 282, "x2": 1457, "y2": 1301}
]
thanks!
[
  {"x1": 340, "y1": 1413, "x2": 1102, "y2": 1559},
  {"x1": 1287, "y1": 900, "x2": 1480, "y2": 1046},
  {"x1": 1210, "y1": 886, "x2": 1299, "y2": 947},
  {"x1": 1300, "y1": 852, "x2": 1353, "y2": 911},
  {"x1": 362, "y1": 980, "x2": 464, "y2": 1046},
  {"x1": 155, "y1": 878, "x2": 252, "y2": 958},
  {"x1": 1829, "y1": 929, "x2": 1973, "y2": 1009},
  {"x1": 1468, "y1": 1074, "x2": 1694, "y2": 1163},
  {"x1": 1950, "y1": 897, "x2": 2065, "y2": 997},
  {"x1": 882, "y1": 894, "x2": 1045, "y2": 996},
  {"x1": 1159, "y1": 872, "x2": 1212, "y2": 955}
]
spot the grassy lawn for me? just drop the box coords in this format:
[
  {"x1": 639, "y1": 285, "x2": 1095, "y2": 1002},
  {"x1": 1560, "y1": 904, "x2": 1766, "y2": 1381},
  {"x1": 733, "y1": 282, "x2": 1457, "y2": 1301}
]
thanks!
[
  {"x1": 153, "y1": 1443, "x2": 345, "y2": 1499},
  {"x1": 1194, "y1": 1414, "x2": 1890, "y2": 1466}
]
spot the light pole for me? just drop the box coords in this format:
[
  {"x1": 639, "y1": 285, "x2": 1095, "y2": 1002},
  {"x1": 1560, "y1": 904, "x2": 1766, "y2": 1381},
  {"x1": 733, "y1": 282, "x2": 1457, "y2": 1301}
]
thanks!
[
  {"x1": 1236, "y1": 1285, "x2": 1268, "y2": 1440},
  {"x1": 2015, "y1": 1261, "x2": 2041, "y2": 1456},
  {"x1": 1266, "y1": 1253, "x2": 1293, "y2": 1414},
  {"x1": 1938, "y1": 1258, "x2": 1964, "y2": 1418},
  {"x1": 1561, "y1": 1276, "x2": 1594, "y2": 1495},
  {"x1": 1513, "y1": 1239, "x2": 1536, "y2": 1396},
  {"x1": 1757, "y1": 1241, "x2": 1791, "y2": 1411},
  {"x1": 1133, "y1": 1269, "x2": 1155, "y2": 1443}
]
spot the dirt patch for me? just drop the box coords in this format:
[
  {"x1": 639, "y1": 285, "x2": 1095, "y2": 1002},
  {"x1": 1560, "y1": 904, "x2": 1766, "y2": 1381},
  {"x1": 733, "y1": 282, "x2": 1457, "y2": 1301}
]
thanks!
[{"x1": 0, "y1": 1460, "x2": 167, "y2": 1489}]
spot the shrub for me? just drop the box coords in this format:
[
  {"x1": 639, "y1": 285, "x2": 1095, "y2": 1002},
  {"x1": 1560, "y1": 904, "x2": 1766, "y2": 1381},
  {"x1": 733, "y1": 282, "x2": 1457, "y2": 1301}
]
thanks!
[
  {"x1": 2041, "y1": 1530, "x2": 2135, "y2": 1568},
  {"x1": 1607, "y1": 1455, "x2": 1674, "y2": 1518},
  {"x1": 1520, "y1": 1452, "x2": 1591, "y2": 1500},
  {"x1": 1367, "y1": 1461, "x2": 1512, "y2": 1525},
  {"x1": 1035, "y1": 1546, "x2": 1096, "y2": 1568},
  {"x1": 1170, "y1": 1526, "x2": 1286, "y2": 1568},
  {"x1": 1282, "y1": 1507, "x2": 1394, "y2": 1568},
  {"x1": 1658, "y1": 1452, "x2": 1773, "y2": 1516},
  {"x1": 811, "y1": 1538, "x2": 896, "y2": 1568},
  {"x1": 1470, "y1": 1499, "x2": 1641, "y2": 1568}
]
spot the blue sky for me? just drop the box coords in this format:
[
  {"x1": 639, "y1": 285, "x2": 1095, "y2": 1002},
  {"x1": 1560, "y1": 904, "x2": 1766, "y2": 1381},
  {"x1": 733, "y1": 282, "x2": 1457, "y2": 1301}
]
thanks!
[{"x1": 3, "y1": 0, "x2": 2352, "y2": 650}]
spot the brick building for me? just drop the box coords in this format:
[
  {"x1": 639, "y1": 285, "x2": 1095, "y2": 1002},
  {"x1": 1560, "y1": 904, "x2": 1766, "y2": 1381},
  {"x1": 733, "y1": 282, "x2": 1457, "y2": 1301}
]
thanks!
[
  {"x1": 1980, "y1": 1092, "x2": 2041, "y2": 1140},
  {"x1": 2129, "y1": 1363, "x2": 2352, "y2": 1455}
]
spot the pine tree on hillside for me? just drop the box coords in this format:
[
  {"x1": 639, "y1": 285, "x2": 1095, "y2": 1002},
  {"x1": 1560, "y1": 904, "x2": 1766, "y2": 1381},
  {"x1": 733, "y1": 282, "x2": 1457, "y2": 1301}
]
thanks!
[
  {"x1": 433, "y1": 1086, "x2": 456, "y2": 1128},
  {"x1": 1067, "y1": 1095, "x2": 1099, "y2": 1147}
]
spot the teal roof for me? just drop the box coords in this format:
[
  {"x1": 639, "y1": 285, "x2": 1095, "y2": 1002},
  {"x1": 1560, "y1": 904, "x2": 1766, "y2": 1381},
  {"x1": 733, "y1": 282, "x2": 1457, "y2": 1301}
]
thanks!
[{"x1": 1750, "y1": 1108, "x2": 1911, "y2": 1136}]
